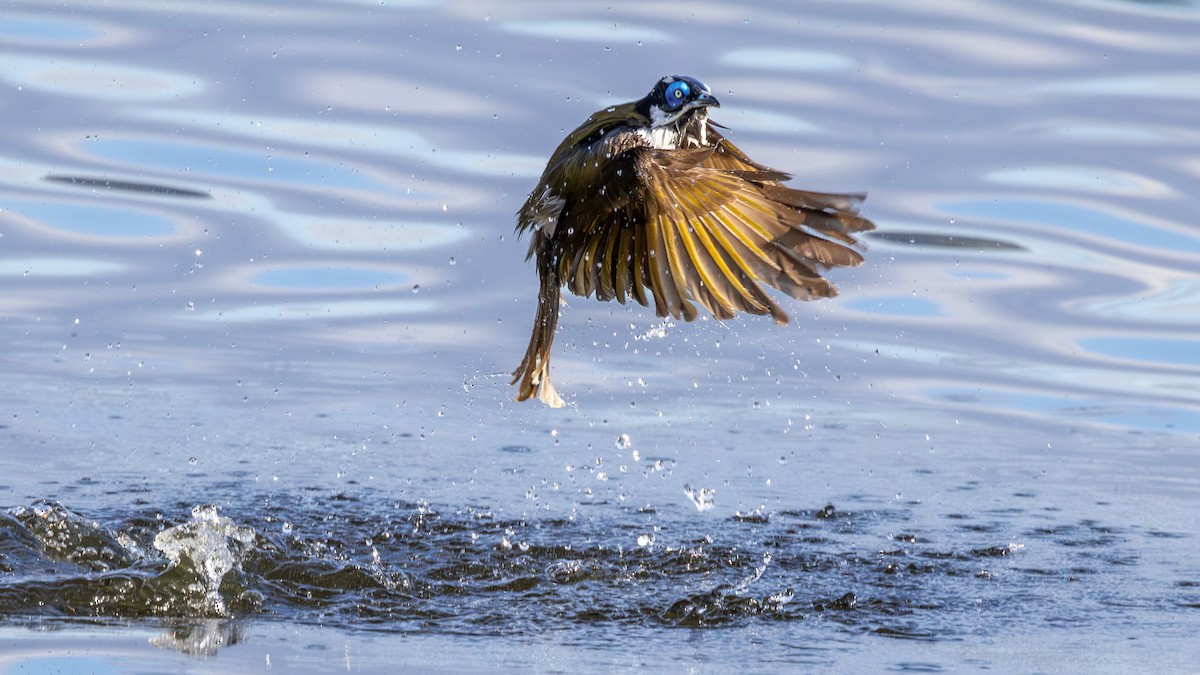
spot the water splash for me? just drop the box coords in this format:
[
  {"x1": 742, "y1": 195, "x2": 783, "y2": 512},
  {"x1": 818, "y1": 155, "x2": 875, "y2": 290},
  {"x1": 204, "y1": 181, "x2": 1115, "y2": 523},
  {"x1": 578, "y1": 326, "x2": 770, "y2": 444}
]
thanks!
[
  {"x1": 7, "y1": 501, "x2": 134, "y2": 572},
  {"x1": 153, "y1": 505, "x2": 258, "y2": 616},
  {"x1": 683, "y1": 484, "x2": 716, "y2": 512},
  {"x1": 636, "y1": 319, "x2": 674, "y2": 341},
  {"x1": 732, "y1": 552, "x2": 772, "y2": 594}
]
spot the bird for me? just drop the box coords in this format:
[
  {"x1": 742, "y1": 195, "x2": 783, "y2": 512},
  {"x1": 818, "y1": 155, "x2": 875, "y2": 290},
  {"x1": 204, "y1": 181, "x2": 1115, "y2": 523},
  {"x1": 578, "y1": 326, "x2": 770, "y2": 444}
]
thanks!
[{"x1": 511, "y1": 75, "x2": 875, "y2": 408}]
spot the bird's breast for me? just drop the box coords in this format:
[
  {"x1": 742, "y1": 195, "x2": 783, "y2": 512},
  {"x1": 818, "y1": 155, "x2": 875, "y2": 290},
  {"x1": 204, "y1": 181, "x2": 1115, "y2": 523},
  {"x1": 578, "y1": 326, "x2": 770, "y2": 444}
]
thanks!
[
  {"x1": 635, "y1": 110, "x2": 711, "y2": 150},
  {"x1": 636, "y1": 125, "x2": 679, "y2": 150}
]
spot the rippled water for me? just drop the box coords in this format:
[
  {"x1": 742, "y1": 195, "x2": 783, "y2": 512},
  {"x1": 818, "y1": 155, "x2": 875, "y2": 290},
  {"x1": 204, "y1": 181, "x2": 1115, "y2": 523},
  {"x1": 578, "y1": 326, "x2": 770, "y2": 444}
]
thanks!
[{"x1": 1, "y1": 0, "x2": 1198, "y2": 671}]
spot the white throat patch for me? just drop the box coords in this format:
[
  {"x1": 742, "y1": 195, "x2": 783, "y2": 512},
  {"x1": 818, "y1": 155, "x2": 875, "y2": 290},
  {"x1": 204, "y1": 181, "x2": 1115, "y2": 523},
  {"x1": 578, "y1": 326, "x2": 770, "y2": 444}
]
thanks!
[
  {"x1": 638, "y1": 125, "x2": 680, "y2": 150},
  {"x1": 638, "y1": 108, "x2": 709, "y2": 150},
  {"x1": 649, "y1": 105, "x2": 675, "y2": 128}
]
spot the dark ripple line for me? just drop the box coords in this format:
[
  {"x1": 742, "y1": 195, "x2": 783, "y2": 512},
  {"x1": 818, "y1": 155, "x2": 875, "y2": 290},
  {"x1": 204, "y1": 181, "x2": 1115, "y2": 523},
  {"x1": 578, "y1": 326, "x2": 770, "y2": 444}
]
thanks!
[
  {"x1": 868, "y1": 230, "x2": 1025, "y2": 250},
  {"x1": 43, "y1": 174, "x2": 211, "y2": 199}
]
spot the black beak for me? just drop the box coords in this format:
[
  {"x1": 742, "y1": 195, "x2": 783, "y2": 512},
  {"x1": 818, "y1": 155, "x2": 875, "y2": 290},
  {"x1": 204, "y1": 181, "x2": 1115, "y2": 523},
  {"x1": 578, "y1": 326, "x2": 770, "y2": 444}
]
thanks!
[{"x1": 696, "y1": 89, "x2": 721, "y2": 109}]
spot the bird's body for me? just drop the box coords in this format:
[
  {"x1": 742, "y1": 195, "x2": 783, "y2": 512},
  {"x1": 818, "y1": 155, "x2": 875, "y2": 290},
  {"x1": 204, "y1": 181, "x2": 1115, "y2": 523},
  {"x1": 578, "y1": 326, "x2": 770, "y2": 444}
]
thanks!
[{"x1": 512, "y1": 76, "x2": 874, "y2": 407}]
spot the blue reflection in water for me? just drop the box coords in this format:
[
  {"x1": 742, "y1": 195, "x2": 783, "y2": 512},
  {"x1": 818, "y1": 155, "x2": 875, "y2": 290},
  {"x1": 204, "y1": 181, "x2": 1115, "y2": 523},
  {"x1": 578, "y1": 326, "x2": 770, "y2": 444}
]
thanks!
[
  {"x1": 3, "y1": 656, "x2": 121, "y2": 675},
  {"x1": 498, "y1": 20, "x2": 667, "y2": 43},
  {"x1": 984, "y1": 166, "x2": 1164, "y2": 196},
  {"x1": 4, "y1": 199, "x2": 175, "y2": 238},
  {"x1": 1080, "y1": 336, "x2": 1200, "y2": 368},
  {"x1": 943, "y1": 198, "x2": 1200, "y2": 253},
  {"x1": 281, "y1": 217, "x2": 468, "y2": 252},
  {"x1": 721, "y1": 48, "x2": 855, "y2": 71},
  {"x1": 0, "y1": 54, "x2": 204, "y2": 100},
  {"x1": 947, "y1": 268, "x2": 1007, "y2": 281},
  {"x1": 1078, "y1": 278, "x2": 1200, "y2": 324},
  {"x1": 253, "y1": 266, "x2": 406, "y2": 290},
  {"x1": 0, "y1": 258, "x2": 124, "y2": 276},
  {"x1": 87, "y1": 139, "x2": 382, "y2": 192},
  {"x1": 844, "y1": 296, "x2": 943, "y2": 317},
  {"x1": 1048, "y1": 73, "x2": 1200, "y2": 99},
  {"x1": 729, "y1": 108, "x2": 821, "y2": 134},
  {"x1": 188, "y1": 298, "x2": 435, "y2": 322},
  {"x1": 927, "y1": 386, "x2": 1200, "y2": 433},
  {"x1": 0, "y1": 16, "x2": 102, "y2": 42},
  {"x1": 135, "y1": 108, "x2": 545, "y2": 179},
  {"x1": 1043, "y1": 124, "x2": 1166, "y2": 143}
]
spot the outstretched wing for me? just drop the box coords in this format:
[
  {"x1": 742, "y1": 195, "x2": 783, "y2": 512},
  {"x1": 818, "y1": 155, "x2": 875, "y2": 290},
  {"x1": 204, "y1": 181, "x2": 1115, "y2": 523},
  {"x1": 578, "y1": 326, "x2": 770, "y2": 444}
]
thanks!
[
  {"x1": 705, "y1": 126, "x2": 870, "y2": 217},
  {"x1": 638, "y1": 145, "x2": 872, "y2": 324},
  {"x1": 560, "y1": 139, "x2": 873, "y2": 324}
]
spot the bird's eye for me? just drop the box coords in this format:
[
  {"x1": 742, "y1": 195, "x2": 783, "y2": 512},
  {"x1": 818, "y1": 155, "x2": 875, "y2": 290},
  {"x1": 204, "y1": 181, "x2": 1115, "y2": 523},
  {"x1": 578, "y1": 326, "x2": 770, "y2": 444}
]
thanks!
[{"x1": 664, "y1": 80, "x2": 691, "y2": 109}]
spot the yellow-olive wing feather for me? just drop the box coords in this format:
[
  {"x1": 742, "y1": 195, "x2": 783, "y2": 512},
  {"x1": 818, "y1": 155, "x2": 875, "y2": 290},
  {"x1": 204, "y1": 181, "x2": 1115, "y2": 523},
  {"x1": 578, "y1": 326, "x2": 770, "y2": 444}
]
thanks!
[{"x1": 556, "y1": 126, "x2": 873, "y2": 326}]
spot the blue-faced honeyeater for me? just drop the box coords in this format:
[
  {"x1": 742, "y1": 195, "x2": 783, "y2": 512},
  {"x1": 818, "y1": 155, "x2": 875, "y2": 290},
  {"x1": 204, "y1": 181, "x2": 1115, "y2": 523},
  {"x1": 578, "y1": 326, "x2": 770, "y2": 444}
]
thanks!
[{"x1": 512, "y1": 76, "x2": 874, "y2": 407}]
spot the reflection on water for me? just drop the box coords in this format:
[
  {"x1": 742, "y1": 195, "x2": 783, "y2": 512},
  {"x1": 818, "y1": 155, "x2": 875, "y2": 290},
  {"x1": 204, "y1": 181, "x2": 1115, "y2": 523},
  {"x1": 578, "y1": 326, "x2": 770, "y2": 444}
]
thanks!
[
  {"x1": 0, "y1": 0, "x2": 1198, "y2": 671},
  {"x1": 0, "y1": 53, "x2": 204, "y2": 100},
  {"x1": 0, "y1": 15, "x2": 106, "y2": 43},
  {"x1": 87, "y1": 138, "x2": 388, "y2": 191},
  {"x1": 251, "y1": 266, "x2": 407, "y2": 290},
  {"x1": 867, "y1": 231, "x2": 1025, "y2": 250},
  {"x1": 720, "y1": 48, "x2": 856, "y2": 72},
  {"x1": 843, "y1": 295, "x2": 943, "y2": 317},
  {"x1": 1080, "y1": 335, "x2": 1200, "y2": 367},
  {"x1": 498, "y1": 19, "x2": 669, "y2": 42},
  {"x1": 6, "y1": 198, "x2": 178, "y2": 238},
  {"x1": 0, "y1": 258, "x2": 124, "y2": 277},
  {"x1": 44, "y1": 175, "x2": 212, "y2": 199},
  {"x1": 150, "y1": 621, "x2": 245, "y2": 658},
  {"x1": 944, "y1": 198, "x2": 1200, "y2": 254},
  {"x1": 984, "y1": 165, "x2": 1173, "y2": 197}
]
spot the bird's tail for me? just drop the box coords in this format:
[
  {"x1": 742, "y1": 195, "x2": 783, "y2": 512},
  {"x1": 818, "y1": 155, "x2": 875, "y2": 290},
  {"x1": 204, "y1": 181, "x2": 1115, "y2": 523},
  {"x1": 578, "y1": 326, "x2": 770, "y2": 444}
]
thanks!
[{"x1": 511, "y1": 270, "x2": 564, "y2": 408}]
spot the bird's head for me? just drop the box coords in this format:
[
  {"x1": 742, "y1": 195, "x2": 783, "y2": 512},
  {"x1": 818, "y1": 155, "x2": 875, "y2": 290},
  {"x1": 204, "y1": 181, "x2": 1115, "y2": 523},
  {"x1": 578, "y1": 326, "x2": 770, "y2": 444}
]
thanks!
[{"x1": 641, "y1": 75, "x2": 720, "y2": 128}]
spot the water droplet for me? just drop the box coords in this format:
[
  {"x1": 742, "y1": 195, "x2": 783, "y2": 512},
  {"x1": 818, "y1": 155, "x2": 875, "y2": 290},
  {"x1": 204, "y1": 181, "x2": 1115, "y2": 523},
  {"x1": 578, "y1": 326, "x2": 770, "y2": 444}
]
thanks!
[
  {"x1": 615, "y1": 433, "x2": 632, "y2": 450},
  {"x1": 411, "y1": 284, "x2": 420, "y2": 294},
  {"x1": 683, "y1": 483, "x2": 716, "y2": 512}
]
